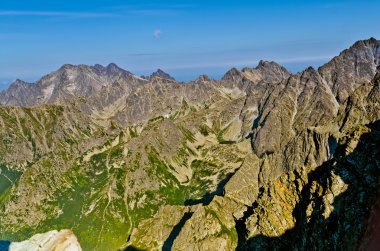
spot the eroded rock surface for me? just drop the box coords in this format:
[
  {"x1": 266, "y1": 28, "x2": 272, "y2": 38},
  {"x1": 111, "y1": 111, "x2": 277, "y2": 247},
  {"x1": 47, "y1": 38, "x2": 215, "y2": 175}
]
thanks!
[
  {"x1": 0, "y1": 38, "x2": 379, "y2": 251},
  {"x1": 9, "y1": 230, "x2": 81, "y2": 251}
]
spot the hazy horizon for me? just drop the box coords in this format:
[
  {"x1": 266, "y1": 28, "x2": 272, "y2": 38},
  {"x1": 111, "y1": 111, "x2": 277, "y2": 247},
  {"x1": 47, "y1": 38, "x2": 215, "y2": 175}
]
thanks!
[{"x1": 1, "y1": 0, "x2": 380, "y2": 89}]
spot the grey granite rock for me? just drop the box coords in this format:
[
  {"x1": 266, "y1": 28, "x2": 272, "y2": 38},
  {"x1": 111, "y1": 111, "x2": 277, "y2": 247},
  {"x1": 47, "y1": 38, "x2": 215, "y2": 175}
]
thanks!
[{"x1": 0, "y1": 38, "x2": 379, "y2": 251}]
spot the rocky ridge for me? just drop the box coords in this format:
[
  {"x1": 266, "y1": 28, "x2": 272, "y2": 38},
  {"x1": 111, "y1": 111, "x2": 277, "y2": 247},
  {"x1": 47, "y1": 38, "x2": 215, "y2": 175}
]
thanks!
[{"x1": 0, "y1": 38, "x2": 379, "y2": 250}]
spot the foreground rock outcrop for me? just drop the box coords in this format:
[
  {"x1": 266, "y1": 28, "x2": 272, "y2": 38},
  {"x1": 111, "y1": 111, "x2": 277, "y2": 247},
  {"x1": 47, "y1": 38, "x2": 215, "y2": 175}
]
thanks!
[{"x1": 7, "y1": 230, "x2": 81, "y2": 251}]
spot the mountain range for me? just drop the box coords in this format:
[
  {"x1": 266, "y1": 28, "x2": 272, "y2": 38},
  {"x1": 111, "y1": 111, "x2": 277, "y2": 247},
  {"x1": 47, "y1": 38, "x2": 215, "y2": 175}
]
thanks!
[{"x1": 0, "y1": 38, "x2": 379, "y2": 251}]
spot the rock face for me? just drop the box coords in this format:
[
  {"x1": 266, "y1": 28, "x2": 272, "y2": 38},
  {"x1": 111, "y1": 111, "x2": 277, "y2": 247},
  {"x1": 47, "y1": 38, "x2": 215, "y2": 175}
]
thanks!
[
  {"x1": 0, "y1": 63, "x2": 146, "y2": 106},
  {"x1": 149, "y1": 69, "x2": 176, "y2": 81},
  {"x1": 241, "y1": 121, "x2": 380, "y2": 250},
  {"x1": 0, "y1": 38, "x2": 379, "y2": 251},
  {"x1": 9, "y1": 230, "x2": 82, "y2": 251},
  {"x1": 319, "y1": 37, "x2": 380, "y2": 103}
]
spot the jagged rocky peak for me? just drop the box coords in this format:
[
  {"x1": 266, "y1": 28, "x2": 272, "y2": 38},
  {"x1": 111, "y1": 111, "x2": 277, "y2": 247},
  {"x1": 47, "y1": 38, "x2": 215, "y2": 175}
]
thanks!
[
  {"x1": 256, "y1": 60, "x2": 291, "y2": 81},
  {"x1": 0, "y1": 62, "x2": 143, "y2": 106},
  {"x1": 55, "y1": 62, "x2": 129, "y2": 77},
  {"x1": 58, "y1": 63, "x2": 75, "y2": 71},
  {"x1": 319, "y1": 37, "x2": 380, "y2": 102},
  {"x1": 106, "y1": 62, "x2": 128, "y2": 75},
  {"x1": 93, "y1": 63, "x2": 105, "y2": 71},
  {"x1": 42, "y1": 64, "x2": 89, "y2": 81},
  {"x1": 352, "y1": 37, "x2": 379, "y2": 50},
  {"x1": 8, "y1": 79, "x2": 31, "y2": 89},
  {"x1": 0, "y1": 79, "x2": 37, "y2": 106},
  {"x1": 257, "y1": 60, "x2": 290, "y2": 74},
  {"x1": 150, "y1": 69, "x2": 175, "y2": 81},
  {"x1": 256, "y1": 60, "x2": 286, "y2": 71},
  {"x1": 91, "y1": 63, "x2": 133, "y2": 77},
  {"x1": 55, "y1": 63, "x2": 90, "y2": 75},
  {"x1": 301, "y1": 66, "x2": 319, "y2": 77},
  {"x1": 239, "y1": 60, "x2": 291, "y2": 84},
  {"x1": 222, "y1": 67, "x2": 242, "y2": 81},
  {"x1": 91, "y1": 63, "x2": 109, "y2": 75},
  {"x1": 343, "y1": 37, "x2": 380, "y2": 66},
  {"x1": 197, "y1": 74, "x2": 211, "y2": 82}
]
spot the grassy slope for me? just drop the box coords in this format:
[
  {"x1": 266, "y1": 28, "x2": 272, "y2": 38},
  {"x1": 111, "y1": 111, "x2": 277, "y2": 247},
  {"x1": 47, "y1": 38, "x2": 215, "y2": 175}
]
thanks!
[{"x1": 0, "y1": 96, "x2": 246, "y2": 250}]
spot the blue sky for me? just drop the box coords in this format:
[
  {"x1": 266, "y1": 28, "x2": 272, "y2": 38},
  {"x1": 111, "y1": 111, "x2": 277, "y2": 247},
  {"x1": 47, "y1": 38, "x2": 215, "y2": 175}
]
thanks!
[{"x1": 1, "y1": 0, "x2": 379, "y2": 89}]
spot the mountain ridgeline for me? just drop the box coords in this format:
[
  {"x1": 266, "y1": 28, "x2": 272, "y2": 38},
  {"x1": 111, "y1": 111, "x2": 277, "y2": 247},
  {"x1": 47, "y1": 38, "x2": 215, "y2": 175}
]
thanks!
[{"x1": 0, "y1": 38, "x2": 379, "y2": 251}]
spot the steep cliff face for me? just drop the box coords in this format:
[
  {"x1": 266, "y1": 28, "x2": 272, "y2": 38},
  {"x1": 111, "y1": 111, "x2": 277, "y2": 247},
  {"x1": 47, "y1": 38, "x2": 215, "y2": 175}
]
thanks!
[
  {"x1": 0, "y1": 38, "x2": 379, "y2": 251},
  {"x1": 241, "y1": 121, "x2": 380, "y2": 250},
  {"x1": 319, "y1": 37, "x2": 380, "y2": 103}
]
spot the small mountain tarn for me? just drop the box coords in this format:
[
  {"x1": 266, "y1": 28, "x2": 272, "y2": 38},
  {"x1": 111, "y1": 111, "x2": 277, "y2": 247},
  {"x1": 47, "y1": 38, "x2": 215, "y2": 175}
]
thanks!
[{"x1": 0, "y1": 241, "x2": 10, "y2": 251}]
